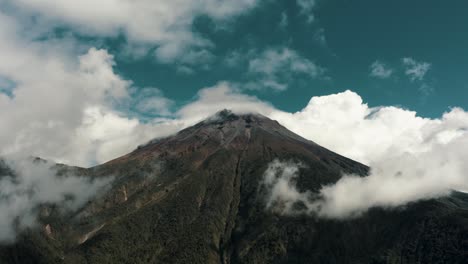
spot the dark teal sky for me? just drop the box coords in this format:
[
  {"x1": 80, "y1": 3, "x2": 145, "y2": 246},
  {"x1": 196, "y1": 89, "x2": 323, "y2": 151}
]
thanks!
[{"x1": 101, "y1": 0, "x2": 468, "y2": 118}]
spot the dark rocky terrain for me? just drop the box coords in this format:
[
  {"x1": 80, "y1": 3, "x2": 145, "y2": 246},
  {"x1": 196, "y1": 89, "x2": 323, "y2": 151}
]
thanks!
[{"x1": 1, "y1": 110, "x2": 468, "y2": 263}]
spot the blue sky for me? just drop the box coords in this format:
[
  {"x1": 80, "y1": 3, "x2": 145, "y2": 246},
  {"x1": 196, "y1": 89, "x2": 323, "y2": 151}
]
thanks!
[
  {"x1": 97, "y1": 0, "x2": 468, "y2": 118},
  {"x1": 1, "y1": 0, "x2": 468, "y2": 166}
]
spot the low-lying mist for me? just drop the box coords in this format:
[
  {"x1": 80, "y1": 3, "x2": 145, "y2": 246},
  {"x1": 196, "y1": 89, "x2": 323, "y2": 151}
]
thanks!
[
  {"x1": 0, "y1": 157, "x2": 113, "y2": 243},
  {"x1": 262, "y1": 141, "x2": 468, "y2": 219}
]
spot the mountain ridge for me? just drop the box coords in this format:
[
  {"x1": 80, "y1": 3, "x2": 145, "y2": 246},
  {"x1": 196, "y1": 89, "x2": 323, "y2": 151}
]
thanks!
[{"x1": 0, "y1": 110, "x2": 467, "y2": 263}]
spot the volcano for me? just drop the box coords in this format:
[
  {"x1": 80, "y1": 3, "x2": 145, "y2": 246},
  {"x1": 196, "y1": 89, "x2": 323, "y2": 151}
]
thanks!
[{"x1": 1, "y1": 110, "x2": 468, "y2": 264}]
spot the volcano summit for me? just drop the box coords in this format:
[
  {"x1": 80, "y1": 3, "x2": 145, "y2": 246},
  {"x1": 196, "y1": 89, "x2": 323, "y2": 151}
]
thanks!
[{"x1": 1, "y1": 110, "x2": 467, "y2": 264}]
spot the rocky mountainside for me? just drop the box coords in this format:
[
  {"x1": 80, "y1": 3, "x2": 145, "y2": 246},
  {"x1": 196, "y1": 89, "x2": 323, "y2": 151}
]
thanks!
[{"x1": 1, "y1": 110, "x2": 468, "y2": 264}]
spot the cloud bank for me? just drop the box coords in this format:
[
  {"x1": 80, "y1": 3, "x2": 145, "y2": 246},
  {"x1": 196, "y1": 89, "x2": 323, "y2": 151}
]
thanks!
[
  {"x1": 262, "y1": 91, "x2": 468, "y2": 217},
  {"x1": 0, "y1": 158, "x2": 112, "y2": 243},
  {"x1": 262, "y1": 153, "x2": 468, "y2": 219}
]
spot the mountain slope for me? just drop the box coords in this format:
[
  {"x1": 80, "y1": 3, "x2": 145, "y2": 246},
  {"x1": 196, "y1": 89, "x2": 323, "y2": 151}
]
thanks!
[{"x1": 1, "y1": 110, "x2": 467, "y2": 264}]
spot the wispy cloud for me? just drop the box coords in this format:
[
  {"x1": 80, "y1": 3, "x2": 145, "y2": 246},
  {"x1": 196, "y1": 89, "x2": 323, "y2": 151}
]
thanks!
[
  {"x1": 313, "y1": 28, "x2": 327, "y2": 46},
  {"x1": 296, "y1": 0, "x2": 316, "y2": 23},
  {"x1": 128, "y1": 87, "x2": 174, "y2": 117},
  {"x1": 369, "y1": 60, "x2": 393, "y2": 79},
  {"x1": 261, "y1": 160, "x2": 311, "y2": 214},
  {"x1": 247, "y1": 47, "x2": 325, "y2": 91},
  {"x1": 279, "y1": 12, "x2": 288, "y2": 29},
  {"x1": 402, "y1": 57, "x2": 431, "y2": 81}
]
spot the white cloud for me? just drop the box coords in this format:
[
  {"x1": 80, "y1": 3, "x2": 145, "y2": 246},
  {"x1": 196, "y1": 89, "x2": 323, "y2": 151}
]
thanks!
[
  {"x1": 78, "y1": 48, "x2": 130, "y2": 100},
  {"x1": 270, "y1": 90, "x2": 441, "y2": 165},
  {"x1": 0, "y1": 158, "x2": 112, "y2": 242},
  {"x1": 129, "y1": 87, "x2": 174, "y2": 116},
  {"x1": 71, "y1": 107, "x2": 162, "y2": 165},
  {"x1": 176, "y1": 82, "x2": 275, "y2": 123},
  {"x1": 402, "y1": 57, "x2": 431, "y2": 81},
  {"x1": 4, "y1": 0, "x2": 259, "y2": 62},
  {"x1": 260, "y1": 91, "x2": 468, "y2": 218},
  {"x1": 262, "y1": 128, "x2": 468, "y2": 218},
  {"x1": 0, "y1": 44, "x2": 138, "y2": 166},
  {"x1": 247, "y1": 48, "x2": 325, "y2": 91},
  {"x1": 0, "y1": 10, "x2": 177, "y2": 166},
  {"x1": 369, "y1": 60, "x2": 393, "y2": 79},
  {"x1": 261, "y1": 159, "x2": 311, "y2": 214},
  {"x1": 249, "y1": 48, "x2": 322, "y2": 76},
  {"x1": 261, "y1": 142, "x2": 468, "y2": 219},
  {"x1": 296, "y1": 0, "x2": 316, "y2": 23},
  {"x1": 316, "y1": 135, "x2": 468, "y2": 218}
]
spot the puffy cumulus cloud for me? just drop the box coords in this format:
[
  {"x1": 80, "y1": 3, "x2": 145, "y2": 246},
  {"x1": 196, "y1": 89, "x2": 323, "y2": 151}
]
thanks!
[
  {"x1": 0, "y1": 44, "x2": 149, "y2": 166},
  {"x1": 4, "y1": 0, "x2": 259, "y2": 62},
  {"x1": 0, "y1": 158, "x2": 112, "y2": 243},
  {"x1": 256, "y1": 91, "x2": 468, "y2": 218},
  {"x1": 78, "y1": 48, "x2": 129, "y2": 99},
  {"x1": 270, "y1": 91, "x2": 430, "y2": 164},
  {"x1": 369, "y1": 60, "x2": 393, "y2": 79},
  {"x1": 402, "y1": 57, "x2": 431, "y2": 81},
  {"x1": 0, "y1": 10, "x2": 177, "y2": 166},
  {"x1": 70, "y1": 107, "x2": 166, "y2": 165},
  {"x1": 270, "y1": 91, "x2": 467, "y2": 166},
  {"x1": 247, "y1": 48, "x2": 325, "y2": 91}
]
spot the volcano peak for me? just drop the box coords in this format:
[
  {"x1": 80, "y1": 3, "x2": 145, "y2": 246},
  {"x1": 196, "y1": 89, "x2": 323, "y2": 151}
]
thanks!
[{"x1": 2, "y1": 109, "x2": 468, "y2": 264}]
